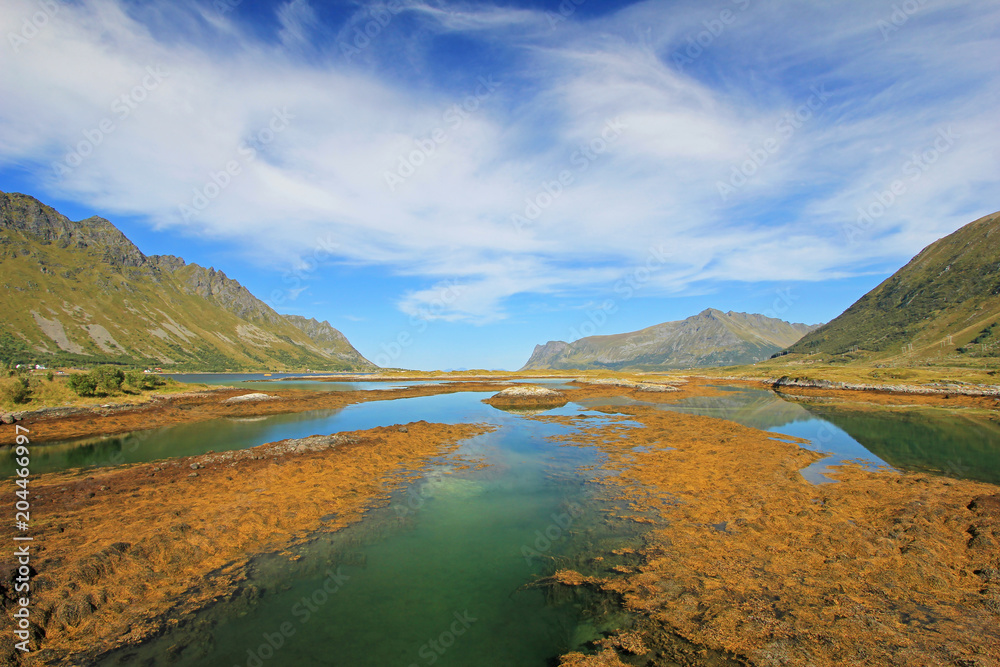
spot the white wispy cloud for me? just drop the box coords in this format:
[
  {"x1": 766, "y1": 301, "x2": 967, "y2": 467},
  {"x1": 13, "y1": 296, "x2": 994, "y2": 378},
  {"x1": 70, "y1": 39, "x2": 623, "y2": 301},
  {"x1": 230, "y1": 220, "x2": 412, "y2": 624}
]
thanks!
[
  {"x1": 277, "y1": 0, "x2": 318, "y2": 49},
  {"x1": 0, "y1": 0, "x2": 997, "y2": 322}
]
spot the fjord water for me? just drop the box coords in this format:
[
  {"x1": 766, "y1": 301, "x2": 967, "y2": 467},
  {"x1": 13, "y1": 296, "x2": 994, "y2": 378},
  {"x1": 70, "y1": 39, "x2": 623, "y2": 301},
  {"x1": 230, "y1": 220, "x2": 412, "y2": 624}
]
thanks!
[
  {"x1": 4, "y1": 382, "x2": 997, "y2": 484},
  {"x1": 99, "y1": 398, "x2": 643, "y2": 666},
  {"x1": 654, "y1": 385, "x2": 898, "y2": 483},
  {"x1": 0, "y1": 379, "x2": 576, "y2": 476}
]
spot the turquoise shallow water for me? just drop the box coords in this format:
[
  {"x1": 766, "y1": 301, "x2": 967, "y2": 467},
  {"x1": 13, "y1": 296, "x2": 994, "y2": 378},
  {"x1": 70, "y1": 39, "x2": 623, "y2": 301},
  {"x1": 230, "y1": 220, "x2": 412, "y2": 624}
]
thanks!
[
  {"x1": 638, "y1": 384, "x2": 1000, "y2": 484},
  {"x1": 98, "y1": 397, "x2": 646, "y2": 666},
  {"x1": 5, "y1": 391, "x2": 500, "y2": 476},
  {"x1": 164, "y1": 374, "x2": 577, "y2": 392},
  {"x1": 801, "y1": 401, "x2": 1000, "y2": 485}
]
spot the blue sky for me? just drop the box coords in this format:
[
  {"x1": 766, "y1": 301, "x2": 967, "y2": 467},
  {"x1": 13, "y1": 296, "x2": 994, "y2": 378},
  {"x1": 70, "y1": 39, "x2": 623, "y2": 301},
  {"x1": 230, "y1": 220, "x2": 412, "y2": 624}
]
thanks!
[{"x1": 1, "y1": 0, "x2": 998, "y2": 370}]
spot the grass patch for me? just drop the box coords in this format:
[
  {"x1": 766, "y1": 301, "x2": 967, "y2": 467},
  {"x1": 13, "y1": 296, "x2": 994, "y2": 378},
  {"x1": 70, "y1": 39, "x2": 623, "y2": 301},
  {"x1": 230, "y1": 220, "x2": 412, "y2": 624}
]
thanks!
[{"x1": 0, "y1": 372, "x2": 202, "y2": 412}]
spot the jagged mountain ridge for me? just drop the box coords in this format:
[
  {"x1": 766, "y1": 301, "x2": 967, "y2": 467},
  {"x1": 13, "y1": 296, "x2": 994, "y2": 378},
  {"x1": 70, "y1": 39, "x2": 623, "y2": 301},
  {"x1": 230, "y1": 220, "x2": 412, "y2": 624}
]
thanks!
[
  {"x1": 787, "y1": 209, "x2": 1000, "y2": 364},
  {"x1": 282, "y1": 315, "x2": 367, "y2": 366},
  {"x1": 521, "y1": 309, "x2": 819, "y2": 371},
  {"x1": 0, "y1": 191, "x2": 375, "y2": 371}
]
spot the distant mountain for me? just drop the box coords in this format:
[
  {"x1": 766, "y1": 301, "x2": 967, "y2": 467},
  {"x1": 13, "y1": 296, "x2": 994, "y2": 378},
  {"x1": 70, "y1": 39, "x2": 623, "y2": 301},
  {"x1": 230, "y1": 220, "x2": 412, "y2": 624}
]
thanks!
[
  {"x1": 787, "y1": 210, "x2": 1000, "y2": 364},
  {"x1": 520, "y1": 309, "x2": 819, "y2": 371},
  {"x1": 0, "y1": 191, "x2": 376, "y2": 371}
]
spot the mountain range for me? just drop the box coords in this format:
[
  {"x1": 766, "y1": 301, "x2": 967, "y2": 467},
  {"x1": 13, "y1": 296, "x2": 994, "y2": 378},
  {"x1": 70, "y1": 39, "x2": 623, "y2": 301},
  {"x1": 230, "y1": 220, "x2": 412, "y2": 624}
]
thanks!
[
  {"x1": 787, "y1": 210, "x2": 1000, "y2": 364},
  {"x1": 0, "y1": 191, "x2": 375, "y2": 371},
  {"x1": 5, "y1": 190, "x2": 997, "y2": 373},
  {"x1": 520, "y1": 309, "x2": 819, "y2": 371}
]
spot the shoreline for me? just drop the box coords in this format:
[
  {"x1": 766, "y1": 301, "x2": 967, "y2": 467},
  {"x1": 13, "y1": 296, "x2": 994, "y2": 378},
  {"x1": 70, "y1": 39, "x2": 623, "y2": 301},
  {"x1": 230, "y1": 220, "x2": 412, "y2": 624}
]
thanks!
[
  {"x1": 3, "y1": 372, "x2": 997, "y2": 447},
  {"x1": 541, "y1": 404, "x2": 1000, "y2": 665},
  {"x1": 715, "y1": 373, "x2": 1000, "y2": 397},
  {"x1": 711, "y1": 376, "x2": 1000, "y2": 411},
  {"x1": 0, "y1": 381, "x2": 513, "y2": 446}
]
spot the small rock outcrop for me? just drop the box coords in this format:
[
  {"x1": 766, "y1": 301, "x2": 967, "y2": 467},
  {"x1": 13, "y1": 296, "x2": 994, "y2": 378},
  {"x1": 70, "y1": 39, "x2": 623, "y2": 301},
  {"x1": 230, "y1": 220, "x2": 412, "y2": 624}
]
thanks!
[
  {"x1": 483, "y1": 385, "x2": 568, "y2": 411},
  {"x1": 223, "y1": 393, "x2": 278, "y2": 404},
  {"x1": 578, "y1": 378, "x2": 682, "y2": 392}
]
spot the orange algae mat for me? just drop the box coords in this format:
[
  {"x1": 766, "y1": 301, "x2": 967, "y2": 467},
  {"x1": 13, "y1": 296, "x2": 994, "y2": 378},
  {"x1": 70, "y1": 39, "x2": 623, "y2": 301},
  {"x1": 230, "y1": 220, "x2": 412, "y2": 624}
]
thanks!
[{"x1": 542, "y1": 405, "x2": 1000, "y2": 666}]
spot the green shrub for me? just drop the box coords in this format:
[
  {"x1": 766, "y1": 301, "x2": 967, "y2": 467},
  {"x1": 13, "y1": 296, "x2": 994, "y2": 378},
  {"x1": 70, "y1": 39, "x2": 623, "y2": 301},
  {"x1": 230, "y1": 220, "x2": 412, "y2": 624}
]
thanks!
[
  {"x1": 68, "y1": 367, "x2": 169, "y2": 397},
  {"x1": 124, "y1": 370, "x2": 144, "y2": 390},
  {"x1": 66, "y1": 366, "x2": 125, "y2": 397},
  {"x1": 92, "y1": 366, "x2": 125, "y2": 396},
  {"x1": 124, "y1": 370, "x2": 166, "y2": 391},
  {"x1": 0, "y1": 376, "x2": 31, "y2": 404},
  {"x1": 67, "y1": 372, "x2": 98, "y2": 397}
]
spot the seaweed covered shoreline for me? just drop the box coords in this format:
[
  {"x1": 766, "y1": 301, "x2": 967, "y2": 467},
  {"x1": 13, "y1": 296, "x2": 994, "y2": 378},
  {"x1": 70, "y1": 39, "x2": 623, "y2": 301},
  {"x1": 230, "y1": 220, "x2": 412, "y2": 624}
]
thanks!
[
  {"x1": 541, "y1": 405, "x2": 1000, "y2": 666},
  {"x1": 0, "y1": 421, "x2": 491, "y2": 665}
]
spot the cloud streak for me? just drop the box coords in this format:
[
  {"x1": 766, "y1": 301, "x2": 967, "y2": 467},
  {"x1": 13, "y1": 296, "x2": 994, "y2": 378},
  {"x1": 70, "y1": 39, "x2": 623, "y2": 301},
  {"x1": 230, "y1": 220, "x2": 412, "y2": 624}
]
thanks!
[{"x1": 1, "y1": 0, "x2": 997, "y2": 323}]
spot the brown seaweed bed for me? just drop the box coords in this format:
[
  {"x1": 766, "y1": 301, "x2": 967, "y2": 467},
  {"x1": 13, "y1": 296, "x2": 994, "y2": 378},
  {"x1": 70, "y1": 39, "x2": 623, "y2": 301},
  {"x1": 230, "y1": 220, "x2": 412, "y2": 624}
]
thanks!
[{"x1": 540, "y1": 405, "x2": 1000, "y2": 666}]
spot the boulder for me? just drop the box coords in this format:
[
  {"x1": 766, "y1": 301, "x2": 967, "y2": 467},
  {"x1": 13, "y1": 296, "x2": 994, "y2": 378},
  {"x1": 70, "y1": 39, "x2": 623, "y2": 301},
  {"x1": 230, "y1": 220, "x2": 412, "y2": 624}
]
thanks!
[{"x1": 484, "y1": 385, "x2": 568, "y2": 411}]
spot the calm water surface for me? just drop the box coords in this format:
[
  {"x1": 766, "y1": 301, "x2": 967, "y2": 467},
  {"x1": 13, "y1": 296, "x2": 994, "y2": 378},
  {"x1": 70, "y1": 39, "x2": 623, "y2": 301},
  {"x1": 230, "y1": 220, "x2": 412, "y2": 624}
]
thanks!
[
  {"x1": 100, "y1": 395, "x2": 645, "y2": 666},
  {"x1": 0, "y1": 380, "x2": 572, "y2": 476}
]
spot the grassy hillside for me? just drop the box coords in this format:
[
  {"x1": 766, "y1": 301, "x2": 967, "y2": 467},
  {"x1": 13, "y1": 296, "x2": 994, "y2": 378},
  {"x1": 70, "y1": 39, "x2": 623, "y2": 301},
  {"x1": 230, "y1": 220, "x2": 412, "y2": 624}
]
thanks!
[
  {"x1": 0, "y1": 191, "x2": 375, "y2": 371},
  {"x1": 786, "y1": 210, "x2": 1000, "y2": 368}
]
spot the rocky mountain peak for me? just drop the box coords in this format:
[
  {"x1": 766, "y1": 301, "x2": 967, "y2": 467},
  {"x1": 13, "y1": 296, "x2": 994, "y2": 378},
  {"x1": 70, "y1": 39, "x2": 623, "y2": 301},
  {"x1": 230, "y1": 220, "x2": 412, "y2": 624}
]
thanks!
[
  {"x1": 0, "y1": 191, "x2": 147, "y2": 268},
  {"x1": 0, "y1": 191, "x2": 376, "y2": 371}
]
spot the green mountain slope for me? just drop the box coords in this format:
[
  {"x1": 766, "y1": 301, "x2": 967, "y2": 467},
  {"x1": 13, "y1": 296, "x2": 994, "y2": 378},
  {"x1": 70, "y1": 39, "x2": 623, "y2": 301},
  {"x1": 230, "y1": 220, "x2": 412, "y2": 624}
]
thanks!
[
  {"x1": 787, "y1": 210, "x2": 1000, "y2": 365},
  {"x1": 0, "y1": 191, "x2": 375, "y2": 371},
  {"x1": 520, "y1": 309, "x2": 819, "y2": 371}
]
